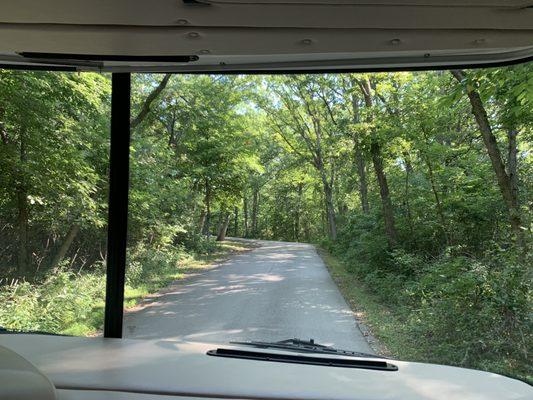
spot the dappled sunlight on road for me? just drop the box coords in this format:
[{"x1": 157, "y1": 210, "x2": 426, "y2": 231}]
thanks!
[{"x1": 124, "y1": 239, "x2": 373, "y2": 352}]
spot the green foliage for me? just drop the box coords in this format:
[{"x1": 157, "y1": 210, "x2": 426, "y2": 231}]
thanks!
[
  {"x1": 406, "y1": 250, "x2": 531, "y2": 373},
  {"x1": 0, "y1": 234, "x2": 231, "y2": 336},
  {"x1": 0, "y1": 267, "x2": 106, "y2": 335},
  {"x1": 1, "y1": 65, "x2": 531, "y2": 381},
  {"x1": 332, "y1": 223, "x2": 532, "y2": 380}
]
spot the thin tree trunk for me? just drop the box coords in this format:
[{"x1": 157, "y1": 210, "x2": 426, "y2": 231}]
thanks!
[
  {"x1": 424, "y1": 156, "x2": 449, "y2": 244},
  {"x1": 507, "y1": 129, "x2": 519, "y2": 209},
  {"x1": 359, "y1": 77, "x2": 397, "y2": 247},
  {"x1": 243, "y1": 196, "x2": 249, "y2": 237},
  {"x1": 295, "y1": 182, "x2": 303, "y2": 242},
  {"x1": 190, "y1": 180, "x2": 200, "y2": 216},
  {"x1": 307, "y1": 117, "x2": 337, "y2": 241},
  {"x1": 233, "y1": 206, "x2": 239, "y2": 237},
  {"x1": 216, "y1": 212, "x2": 231, "y2": 241},
  {"x1": 202, "y1": 178, "x2": 211, "y2": 237},
  {"x1": 319, "y1": 170, "x2": 337, "y2": 240},
  {"x1": 197, "y1": 209, "x2": 206, "y2": 234},
  {"x1": 49, "y1": 224, "x2": 80, "y2": 270},
  {"x1": 350, "y1": 91, "x2": 370, "y2": 214},
  {"x1": 451, "y1": 70, "x2": 524, "y2": 249},
  {"x1": 16, "y1": 128, "x2": 29, "y2": 276},
  {"x1": 251, "y1": 188, "x2": 259, "y2": 237},
  {"x1": 402, "y1": 153, "x2": 414, "y2": 237},
  {"x1": 354, "y1": 141, "x2": 370, "y2": 214},
  {"x1": 419, "y1": 133, "x2": 448, "y2": 243},
  {"x1": 371, "y1": 142, "x2": 398, "y2": 247}
]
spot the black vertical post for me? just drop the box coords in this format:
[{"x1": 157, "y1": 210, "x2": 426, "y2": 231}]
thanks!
[{"x1": 104, "y1": 73, "x2": 131, "y2": 338}]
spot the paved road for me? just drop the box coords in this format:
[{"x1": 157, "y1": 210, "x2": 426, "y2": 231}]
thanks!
[{"x1": 124, "y1": 239, "x2": 373, "y2": 353}]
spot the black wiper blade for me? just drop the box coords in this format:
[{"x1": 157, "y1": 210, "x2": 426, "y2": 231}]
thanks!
[
  {"x1": 230, "y1": 338, "x2": 383, "y2": 359},
  {"x1": 0, "y1": 327, "x2": 68, "y2": 336},
  {"x1": 208, "y1": 348, "x2": 398, "y2": 371}
]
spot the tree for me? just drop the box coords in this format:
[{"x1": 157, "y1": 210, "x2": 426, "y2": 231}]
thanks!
[
  {"x1": 450, "y1": 69, "x2": 528, "y2": 250},
  {"x1": 356, "y1": 76, "x2": 398, "y2": 247},
  {"x1": 261, "y1": 76, "x2": 341, "y2": 240}
]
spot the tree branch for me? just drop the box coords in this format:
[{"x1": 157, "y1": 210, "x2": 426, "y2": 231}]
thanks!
[{"x1": 131, "y1": 74, "x2": 172, "y2": 130}]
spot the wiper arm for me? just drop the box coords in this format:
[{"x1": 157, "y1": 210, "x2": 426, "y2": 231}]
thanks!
[{"x1": 231, "y1": 338, "x2": 382, "y2": 359}]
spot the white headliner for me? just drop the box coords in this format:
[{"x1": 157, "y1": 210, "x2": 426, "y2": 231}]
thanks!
[{"x1": 0, "y1": 0, "x2": 531, "y2": 71}]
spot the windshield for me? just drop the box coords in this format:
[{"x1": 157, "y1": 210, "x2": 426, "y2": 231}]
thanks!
[{"x1": 0, "y1": 66, "x2": 531, "y2": 382}]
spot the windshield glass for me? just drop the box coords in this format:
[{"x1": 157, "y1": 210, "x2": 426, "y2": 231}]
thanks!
[{"x1": 0, "y1": 66, "x2": 531, "y2": 382}]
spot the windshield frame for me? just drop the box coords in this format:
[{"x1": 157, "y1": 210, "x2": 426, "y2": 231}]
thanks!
[{"x1": 1, "y1": 54, "x2": 530, "y2": 339}]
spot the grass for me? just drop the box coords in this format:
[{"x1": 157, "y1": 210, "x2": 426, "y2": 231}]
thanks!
[
  {"x1": 0, "y1": 239, "x2": 254, "y2": 337},
  {"x1": 317, "y1": 248, "x2": 417, "y2": 359}
]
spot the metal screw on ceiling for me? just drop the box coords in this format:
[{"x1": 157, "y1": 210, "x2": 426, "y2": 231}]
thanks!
[
  {"x1": 176, "y1": 19, "x2": 189, "y2": 25},
  {"x1": 187, "y1": 32, "x2": 200, "y2": 39},
  {"x1": 301, "y1": 39, "x2": 313, "y2": 45},
  {"x1": 390, "y1": 39, "x2": 401, "y2": 45}
]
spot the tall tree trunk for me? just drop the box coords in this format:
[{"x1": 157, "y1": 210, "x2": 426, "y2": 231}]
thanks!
[
  {"x1": 350, "y1": 90, "x2": 370, "y2": 214},
  {"x1": 507, "y1": 129, "x2": 519, "y2": 210},
  {"x1": 233, "y1": 206, "x2": 239, "y2": 237},
  {"x1": 419, "y1": 131, "x2": 448, "y2": 243},
  {"x1": 243, "y1": 196, "x2": 249, "y2": 237},
  {"x1": 216, "y1": 212, "x2": 231, "y2": 241},
  {"x1": 424, "y1": 155, "x2": 449, "y2": 244},
  {"x1": 451, "y1": 70, "x2": 524, "y2": 249},
  {"x1": 319, "y1": 170, "x2": 337, "y2": 240},
  {"x1": 251, "y1": 188, "x2": 259, "y2": 237},
  {"x1": 371, "y1": 142, "x2": 398, "y2": 247},
  {"x1": 16, "y1": 128, "x2": 29, "y2": 276},
  {"x1": 321, "y1": 205, "x2": 327, "y2": 237},
  {"x1": 402, "y1": 153, "x2": 414, "y2": 237},
  {"x1": 359, "y1": 77, "x2": 397, "y2": 247},
  {"x1": 202, "y1": 178, "x2": 212, "y2": 237},
  {"x1": 49, "y1": 224, "x2": 80, "y2": 270},
  {"x1": 190, "y1": 180, "x2": 200, "y2": 216},
  {"x1": 354, "y1": 141, "x2": 370, "y2": 214},
  {"x1": 294, "y1": 182, "x2": 303, "y2": 242},
  {"x1": 197, "y1": 209, "x2": 206, "y2": 234}
]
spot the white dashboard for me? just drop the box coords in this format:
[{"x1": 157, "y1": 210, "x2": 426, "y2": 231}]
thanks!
[{"x1": 0, "y1": 334, "x2": 531, "y2": 400}]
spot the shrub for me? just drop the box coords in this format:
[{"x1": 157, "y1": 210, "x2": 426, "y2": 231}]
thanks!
[
  {"x1": 126, "y1": 242, "x2": 185, "y2": 288},
  {"x1": 333, "y1": 211, "x2": 531, "y2": 380},
  {"x1": 407, "y1": 251, "x2": 531, "y2": 376},
  {"x1": 0, "y1": 266, "x2": 106, "y2": 335}
]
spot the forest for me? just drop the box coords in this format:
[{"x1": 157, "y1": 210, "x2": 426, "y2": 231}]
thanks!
[{"x1": 0, "y1": 65, "x2": 531, "y2": 380}]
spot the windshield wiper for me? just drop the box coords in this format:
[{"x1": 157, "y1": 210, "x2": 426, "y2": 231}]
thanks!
[
  {"x1": 230, "y1": 338, "x2": 383, "y2": 359},
  {"x1": 0, "y1": 326, "x2": 68, "y2": 336}
]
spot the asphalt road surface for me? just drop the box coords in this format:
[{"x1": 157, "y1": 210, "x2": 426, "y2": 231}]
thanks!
[{"x1": 124, "y1": 239, "x2": 373, "y2": 353}]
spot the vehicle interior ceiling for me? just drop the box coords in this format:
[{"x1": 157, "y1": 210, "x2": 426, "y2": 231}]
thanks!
[
  {"x1": 0, "y1": 0, "x2": 532, "y2": 71},
  {"x1": 0, "y1": 1, "x2": 532, "y2": 400}
]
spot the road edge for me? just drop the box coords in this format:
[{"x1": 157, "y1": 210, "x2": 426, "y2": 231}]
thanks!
[{"x1": 316, "y1": 247, "x2": 390, "y2": 357}]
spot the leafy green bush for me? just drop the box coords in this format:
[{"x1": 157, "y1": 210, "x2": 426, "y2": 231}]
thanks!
[
  {"x1": 126, "y1": 242, "x2": 186, "y2": 288},
  {"x1": 333, "y1": 214, "x2": 532, "y2": 381},
  {"x1": 175, "y1": 232, "x2": 219, "y2": 255},
  {"x1": 406, "y1": 251, "x2": 531, "y2": 377},
  {"x1": 0, "y1": 266, "x2": 106, "y2": 335}
]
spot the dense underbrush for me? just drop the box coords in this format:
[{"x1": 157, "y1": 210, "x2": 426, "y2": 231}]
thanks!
[
  {"x1": 325, "y1": 213, "x2": 532, "y2": 382},
  {"x1": 0, "y1": 234, "x2": 223, "y2": 336}
]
